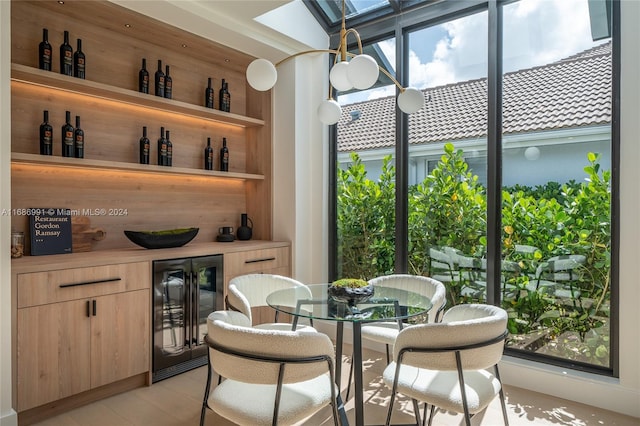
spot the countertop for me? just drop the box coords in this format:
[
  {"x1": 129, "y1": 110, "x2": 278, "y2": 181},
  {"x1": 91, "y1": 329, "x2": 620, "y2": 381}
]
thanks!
[{"x1": 10, "y1": 240, "x2": 290, "y2": 274}]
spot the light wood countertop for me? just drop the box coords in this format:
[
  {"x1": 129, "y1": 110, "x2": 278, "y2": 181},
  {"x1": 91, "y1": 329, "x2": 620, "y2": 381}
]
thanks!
[{"x1": 10, "y1": 240, "x2": 290, "y2": 274}]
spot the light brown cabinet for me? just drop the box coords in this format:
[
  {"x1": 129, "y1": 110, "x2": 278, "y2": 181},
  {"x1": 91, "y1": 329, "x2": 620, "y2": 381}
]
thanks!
[
  {"x1": 16, "y1": 262, "x2": 150, "y2": 412},
  {"x1": 223, "y1": 246, "x2": 292, "y2": 325}
]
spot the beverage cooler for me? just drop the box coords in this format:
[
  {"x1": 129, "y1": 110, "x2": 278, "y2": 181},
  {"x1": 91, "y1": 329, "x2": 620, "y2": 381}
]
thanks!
[{"x1": 152, "y1": 255, "x2": 223, "y2": 382}]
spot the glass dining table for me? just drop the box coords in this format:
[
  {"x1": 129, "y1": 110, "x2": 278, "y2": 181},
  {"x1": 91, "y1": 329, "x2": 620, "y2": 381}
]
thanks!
[{"x1": 266, "y1": 283, "x2": 433, "y2": 426}]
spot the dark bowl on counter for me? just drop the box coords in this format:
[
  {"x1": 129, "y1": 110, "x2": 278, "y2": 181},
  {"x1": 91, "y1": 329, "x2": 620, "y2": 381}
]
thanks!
[{"x1": 124, "y1": 227, "x2": 199, "y2": 249}]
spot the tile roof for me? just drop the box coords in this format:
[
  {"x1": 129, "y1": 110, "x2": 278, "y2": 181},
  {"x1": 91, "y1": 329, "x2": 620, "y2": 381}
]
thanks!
[{"x1": 338, "y1": 42, "x2": 612, "y2": 152}]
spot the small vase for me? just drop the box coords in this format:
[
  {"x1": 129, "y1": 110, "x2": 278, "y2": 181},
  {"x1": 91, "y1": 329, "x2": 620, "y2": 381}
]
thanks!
[{"x1": 237, "y1": 213, "x2": 253, "y2": 240}]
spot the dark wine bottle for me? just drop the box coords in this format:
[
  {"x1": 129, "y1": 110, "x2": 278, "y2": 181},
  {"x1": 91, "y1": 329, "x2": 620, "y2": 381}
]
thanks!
[
  {"x1": 139, "y1": 58, "x2": 149, "y2": 94},
  {"x1": 165, "y1": 130, "x2": 173, "y2": 166},
  {"x1": 154, "y1": 59, "x2": 165, "y2": 97},
  {"x1": 219, "y1": 79, "x2": 230, "y2": 112},
  {"x1": 157, "y1": 126, "x2": 167, "y2": 165},
  {"x1": 74, "y1": 115, "x2": 84, "y2": 158},
  {"x1": 204, "y1": 137, "x2": 213, "y2": 170},
  {"x1": 205, "y1": 77, "x2": 214, "y2": 108},
  {"x1": 39, "y1": 28, "x2": 52, "y2": 71},
  {"x1": 139, "y1": 126, "x2": 150, "y2": 164},
  {"x1": 164, "y1": 65, "x2": 172, "y2": 99},
  {"x1": 73, "y1": 38, "x2": 85, "y2": 79},
  {"x1": 59, "y1": 30, "x2": 73, "y2": 76},
  {"x1": 61, "y1": 110, "x2": 74, "y2": 157},
  {"x1": 220, "y1": 137, "x2": 229, "y2": 171},
  {"x1": 39, "y1": 110, "x2": 53, "y2": 155}
]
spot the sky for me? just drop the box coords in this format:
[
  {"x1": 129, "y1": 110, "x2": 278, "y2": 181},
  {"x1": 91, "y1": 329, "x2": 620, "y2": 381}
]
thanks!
[{"x1": 338, "y1": 0, "x2": 607, "y2": 105}]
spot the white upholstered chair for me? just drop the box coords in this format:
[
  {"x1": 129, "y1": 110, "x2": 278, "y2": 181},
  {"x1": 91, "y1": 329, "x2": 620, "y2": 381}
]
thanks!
[
  {"x1": 345, "y1": 274, "x2": 446, "y2": 400},
  {"x1": 382, "y1": 303, "x2": 509, "y2": 426},
  {"x1": 226, "y1": 273, "x2": 314, "y2": 330},
  {"x1": 200, "y1": 310, "x2": 339, "y2": 426},
  {"x1": 360, "y1": 274, "x2": 447, "y2": 363}
]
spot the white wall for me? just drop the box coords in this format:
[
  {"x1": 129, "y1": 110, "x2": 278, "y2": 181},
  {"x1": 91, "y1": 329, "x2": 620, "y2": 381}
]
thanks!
[
  {"x1": 0, "y1": 0, "x2": 16, "y2": 424},
  {"x1": 272, "y1": 50, "x2": 329, "y2": 284}
]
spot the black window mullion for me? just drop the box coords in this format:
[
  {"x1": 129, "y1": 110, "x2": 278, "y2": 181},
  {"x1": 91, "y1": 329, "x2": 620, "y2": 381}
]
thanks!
[
  {"x1": 486, "y1": 0, "x2": 503, "y2": 305},
  {"x1": 395, "y1": 25, "x2": 409, "y2": 273}
]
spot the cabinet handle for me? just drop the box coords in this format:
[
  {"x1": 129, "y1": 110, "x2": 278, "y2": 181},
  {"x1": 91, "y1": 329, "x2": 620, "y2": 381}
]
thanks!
[
  {"x1": 244, "y1": 257, "x2": 276, "y2": 264},
  {"x1": 86, "y1": 300, "x2": 91, "y2": 317},
  {"x1": 59, "y1": 277, "x2": 122, "y2": 288},
  {"x1": 92, "y1": 300, "x2": 97, "y2": 316}
]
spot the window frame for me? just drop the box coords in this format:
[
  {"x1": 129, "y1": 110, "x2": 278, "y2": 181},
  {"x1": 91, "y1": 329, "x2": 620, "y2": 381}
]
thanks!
[{"x1": 328, "y1": 0, "x2": 619, "y2": 377}]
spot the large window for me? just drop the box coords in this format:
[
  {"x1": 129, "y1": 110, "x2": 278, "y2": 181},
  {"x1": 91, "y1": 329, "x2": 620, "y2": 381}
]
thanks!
[
  {"x1": 333, "y1": 0, "x2": 616, "y2": 374},
  {"x1": 336, "y1": 37, "x2": 397, "y2": 280}
]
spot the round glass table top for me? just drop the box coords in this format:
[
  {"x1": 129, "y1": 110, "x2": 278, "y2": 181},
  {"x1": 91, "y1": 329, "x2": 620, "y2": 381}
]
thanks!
[{"x1": 266, "y1": 283, "x2": 433, "y2": 323}]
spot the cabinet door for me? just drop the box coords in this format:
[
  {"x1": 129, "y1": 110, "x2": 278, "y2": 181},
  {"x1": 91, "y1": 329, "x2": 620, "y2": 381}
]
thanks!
[
  {"x1": 17, "y1": 300, "x2": 91, "y2": 411},
  {"x1": 90, "y1": 289, "x2": 150, "y2": 388}
]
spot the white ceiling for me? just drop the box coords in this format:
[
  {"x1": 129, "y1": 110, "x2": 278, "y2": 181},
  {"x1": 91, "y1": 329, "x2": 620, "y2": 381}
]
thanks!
[{"x1": 111, "y1": 0, "x2": 329, "y2": 62}]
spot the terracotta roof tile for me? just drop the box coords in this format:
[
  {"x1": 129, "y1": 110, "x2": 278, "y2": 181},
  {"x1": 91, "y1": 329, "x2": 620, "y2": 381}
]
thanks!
[{"x1": 338, "y1": 42, "x2": 611, "y2": 152}]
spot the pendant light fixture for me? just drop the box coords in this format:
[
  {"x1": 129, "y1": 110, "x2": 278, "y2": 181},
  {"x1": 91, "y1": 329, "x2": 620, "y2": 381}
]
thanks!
[{"x1": 246, "y1": 0, "x2": 425, "y2": 125}]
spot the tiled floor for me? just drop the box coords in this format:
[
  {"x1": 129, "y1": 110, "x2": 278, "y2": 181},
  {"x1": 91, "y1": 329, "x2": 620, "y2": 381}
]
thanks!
[{"x1": 32, "y1": 346, "x2": 638, "y2": 426}]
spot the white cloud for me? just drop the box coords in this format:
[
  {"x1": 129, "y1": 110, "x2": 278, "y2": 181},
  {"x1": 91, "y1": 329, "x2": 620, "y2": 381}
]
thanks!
[{"x1": 408, "y1": 0, "x2": 602, "y2": 89}]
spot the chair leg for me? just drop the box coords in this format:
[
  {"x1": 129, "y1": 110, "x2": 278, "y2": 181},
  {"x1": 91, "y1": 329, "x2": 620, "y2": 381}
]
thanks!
[
  {"x1": 385, "y1": 344, "x2": 390, "y2": 364},
  {"x1": 426, "y1": 404, "x2": 436, "y2": 426},
  {"x1": 412, "y1": 399, "x2": 422, "y2": 425},
  {"x1": 494, "y1": 364, "x2": 509, "y2": 425},
  {"x1": 454, "y1": 351, "x2": 472, "y2": 426},
  {"x1": 200, "y1": 350, "x2": 213, "y2": 426},
  {"x1": 385, "y1": 390, "x2": 397, "y2": 426}
]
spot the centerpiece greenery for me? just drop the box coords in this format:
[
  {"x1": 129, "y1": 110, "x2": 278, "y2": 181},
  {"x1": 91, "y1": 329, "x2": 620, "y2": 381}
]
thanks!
[{"x1": 329, "y1": 278, "x2": 373, "y2": 305}]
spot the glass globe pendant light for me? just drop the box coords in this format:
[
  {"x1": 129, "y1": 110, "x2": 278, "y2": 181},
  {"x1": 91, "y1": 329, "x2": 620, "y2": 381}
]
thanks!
[{"x1": 245, "y1": 0, "x2": 426, "y2": 124}]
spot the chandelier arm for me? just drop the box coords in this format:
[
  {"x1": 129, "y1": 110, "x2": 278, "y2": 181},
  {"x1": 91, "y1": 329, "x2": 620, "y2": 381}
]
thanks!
[
  {"x1": 274, "y1": 49, "x2": 340, "y2": 67},
  {"x1": 343, "y1": 28, "x2": 364, "y2": 54}
]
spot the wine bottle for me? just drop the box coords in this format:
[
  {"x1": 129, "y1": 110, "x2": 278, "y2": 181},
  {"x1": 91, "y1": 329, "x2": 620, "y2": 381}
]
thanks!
[
  {"x1": 164, "y1": 65, "x2": 172, "y2": 99},
  {"x1": 59, "y1": 30, "x2": 73, "y2": 76},
  {"x1": 38, "y1": 28, "x2": 52, "y2": 71},
  {"x1": 165, "y1": 130, "x2": 173, "y2": 166},
  {"x1": 219, "y1": 79, "x2": 230, "y2": 112},
  {"x1": 220, "y1": 137, "x2": 229, "y2": 171},
  {"x1": 139, "y1": 126, "x2": 150, "y2": 164},
  {"x1": 61, "y1": 111, "x2": 74, "y2": 157},
  {"x1": 74, "y1": 115, "x2": 84, "y2": 158},
  {"x1": 157, "y1": 126, "x2": 167, "y2": 165},
  {"x1": 204, "y1": 137, "x2": 213, "y2": 170},
  {"x1": 139, "y1": 58, "x2": 149, "y2": 94},
  {"x1": 73, "y1": 38, "x2": 85, "y2": 79},
  {"x1": 154, "y1": 59, "x2": 165, "y2": 97},
  {"x1": 39, "y1": 110, "x2": 53, "y2": 155},
  {"x1": 205, "y1": 77, "x2": 214, "y2": 108}
]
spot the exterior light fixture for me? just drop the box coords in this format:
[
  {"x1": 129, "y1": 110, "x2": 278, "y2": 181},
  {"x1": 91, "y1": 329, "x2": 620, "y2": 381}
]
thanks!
[{"x1": 246, "y1": 0, "x2": 425, "y2": 125}]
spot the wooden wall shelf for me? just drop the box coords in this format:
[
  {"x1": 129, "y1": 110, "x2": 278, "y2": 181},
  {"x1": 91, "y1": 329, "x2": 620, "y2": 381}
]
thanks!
[
  {"x1": 11, "y1": 152, "x2": 264, "y2": 181},
  {"x1": 11, "y1": 63, "x2": 265, "y2": 129}
]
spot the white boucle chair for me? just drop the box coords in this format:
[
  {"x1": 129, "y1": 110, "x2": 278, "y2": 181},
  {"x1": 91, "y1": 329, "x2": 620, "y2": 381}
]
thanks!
[
  {"x1": 199, "y1": 310, "x2": 339, "y2": 426},
  {"x1": 361, "y1": 274, "x2": 447, "y2": 362},
  {"x1": 382, "y1": 303, "x2": 509, "y2": 426},
  {"x1": 344, "y1": 274, "x2": 446, "y2": 400},
  {"x1": 226, "y1": 273, "x2": 315, "y2": 331}
]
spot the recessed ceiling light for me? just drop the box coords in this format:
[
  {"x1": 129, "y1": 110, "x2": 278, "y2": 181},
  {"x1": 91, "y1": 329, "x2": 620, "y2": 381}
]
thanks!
[
  {"x1": 225, "y1": 58, "x2": 230, "y2": 63},
  {"x1": 124, "y1": 24, "x2": 131, "y2": 28},
  {"x1": 57, "y1": 1, "x2": 64, "y2": 4},
  {"x1": 181, "y1": 44, "x2": 188, "y2": 48}
]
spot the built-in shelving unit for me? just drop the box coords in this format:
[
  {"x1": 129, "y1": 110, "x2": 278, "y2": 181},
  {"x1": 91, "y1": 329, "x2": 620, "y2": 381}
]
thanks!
[
  {"x1": 11, "y1": 63, "x2": 265, "y2": 128},
  {"x1": 10, "y1": 0, "x2": 273, "y2": 251}
]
